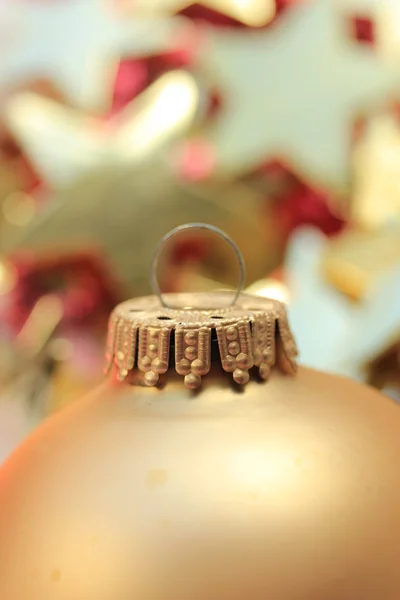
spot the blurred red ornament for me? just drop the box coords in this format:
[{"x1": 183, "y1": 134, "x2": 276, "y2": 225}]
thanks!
[
  {"x1": 274, "y1": 179, "x2": 346, "y2": 242},
  {"x1": 243, "y1": 160, "x2": 346, "y2": 244},
  {"x1": 2, "y1": 252, "x2": 121, "y2": 335}
]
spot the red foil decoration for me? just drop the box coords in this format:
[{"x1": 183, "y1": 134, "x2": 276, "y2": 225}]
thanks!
[
  {"x1": 242, "y1": 160, "x2": 346, "y2": 245},
  {"x1": 2, "y1": 252, "x2": 121, "y2": 335},
  {"x1": 273, "y1": 179, "x2": 346, "y2": 242}
]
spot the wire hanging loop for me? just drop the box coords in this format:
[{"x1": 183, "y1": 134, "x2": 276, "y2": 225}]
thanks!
[{"x1": 150, "y1": 223, "x2": 246, "y2": 309}]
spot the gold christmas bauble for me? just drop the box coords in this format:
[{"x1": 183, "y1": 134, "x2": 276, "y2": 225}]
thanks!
[{"x1": 1, "y1": 288, "x2": 400, "y2": 600}]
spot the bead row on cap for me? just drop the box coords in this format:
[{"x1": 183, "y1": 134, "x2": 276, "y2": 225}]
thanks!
[{"x1": 105, "y1": 306, "x2": 298, "y2": 389}]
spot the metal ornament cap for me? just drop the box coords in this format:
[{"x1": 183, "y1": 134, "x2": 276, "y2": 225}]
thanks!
[{"x1": 105, "y1": 292, "x2": 298, "y2": 389}]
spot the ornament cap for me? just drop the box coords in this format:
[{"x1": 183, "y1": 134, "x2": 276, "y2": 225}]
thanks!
[
  {"x1": 105, "y1": 223, "x2": 297, "y2": 389},
  {"x1": 105, "y1": 291, "x2": 298, "y2": 389}
]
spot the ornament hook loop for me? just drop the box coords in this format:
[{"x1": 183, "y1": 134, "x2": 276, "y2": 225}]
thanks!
[{"x1": 150, "y1": 223, "x2": 246, "y2": 308}]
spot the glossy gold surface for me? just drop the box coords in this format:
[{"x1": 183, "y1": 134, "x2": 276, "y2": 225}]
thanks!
[{"x1": 1, "y1": 367, "x2": 400, "y2": 599}]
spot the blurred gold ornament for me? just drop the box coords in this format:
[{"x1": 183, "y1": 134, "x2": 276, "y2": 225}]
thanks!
[
  {"x1": 4, "y1": 71, "x2": 201, "y2": 189},
  {"x1": 196, "y1": 0, "x2": 400, "y2": 191},
  {"x1": 0, "y1": 0, "x2": 188, "y2": 111},
  {"x1": 4, "y1": 161, "x2": 275, "y2": 296},
  {"x1": 322, "y1": 227, "x2": 400, "y2": 301},
  {"x1": 132, "y1": 0, "x2": 276, "y2": 27},
  {"x1": 352, "y1": 114, "x2": 400, "y2": 228}
]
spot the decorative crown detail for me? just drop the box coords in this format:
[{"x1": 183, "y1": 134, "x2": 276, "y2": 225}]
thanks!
[{"x1": 105, "y1": 292, "x2": 298, "y2": 389}]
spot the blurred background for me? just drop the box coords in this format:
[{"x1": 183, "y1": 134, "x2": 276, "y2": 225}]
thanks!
[{"x1": 1, "y1": 0, "x2": 400, "y2": 461}]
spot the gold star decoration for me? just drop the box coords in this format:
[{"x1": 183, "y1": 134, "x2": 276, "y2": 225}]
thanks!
[
  {"x1": 129, "y1": 0, "x2": 276, "y2": 27},
  {"x1": 4, "y1": 160, "x2": 273, "y2": 296},
  {"x1": 351, "y1": 114, "x2": 400, "y2": 229},
  {"x1": 4, "y1": 71, "x2": 201, "y2": 189},
  {"x1": 0, "y1": 0, "x2": 188, "y2": 111},
  {"x1": 194, "y1": 0, "x2": 400, "y2": 192}
]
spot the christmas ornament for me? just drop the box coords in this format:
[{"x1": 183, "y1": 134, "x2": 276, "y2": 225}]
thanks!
[
  {"x1": 131, "y1": 0, "x2": 276, "y2": 28},
  {"x1": 4, "y1": 70, "x2": 201, "y2": 188},
  {"x1": 0, "y1": 0, "x2": 189, "y2": 111},
  {"x1": 193, "y1": 0, "x2": 400, "y2": 191},
  {"x1": 1, "y1": 224, "x2": 400, "y2": 600},
  {"x1": 351, "y1": 113, "x2": 400, "y2": 229}
]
